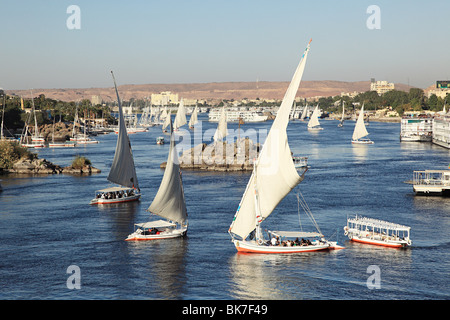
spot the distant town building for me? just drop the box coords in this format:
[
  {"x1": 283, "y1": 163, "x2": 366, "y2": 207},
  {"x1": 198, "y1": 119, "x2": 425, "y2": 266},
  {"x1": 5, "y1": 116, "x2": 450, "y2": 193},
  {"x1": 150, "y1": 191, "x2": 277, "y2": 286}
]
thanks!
[
  {"x1": 370, "y1": 79, "x2": 395, "y2": 95},
  {"x1": 151, "y1": 91, "x2": 179, "y2": 106},
  {"x1": 427, "y1": 81, "x2": 450, "y2": 99},
  {"x1": 91, "y1": 95, "x2": 102, "y2": 105}
]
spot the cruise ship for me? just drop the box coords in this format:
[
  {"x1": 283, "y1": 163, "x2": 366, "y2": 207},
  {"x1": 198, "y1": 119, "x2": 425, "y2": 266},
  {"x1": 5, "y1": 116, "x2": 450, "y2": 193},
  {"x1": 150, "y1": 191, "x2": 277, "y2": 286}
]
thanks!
[
  {"x1": 432, "y1": 112, "x2": 450, "y2": 148},
  {"x1": 400, "y1": 114, "x2": 433, "y2": 142},
  {"x1": 208, "y1": 108, "x2": 268, "y2": 122}
]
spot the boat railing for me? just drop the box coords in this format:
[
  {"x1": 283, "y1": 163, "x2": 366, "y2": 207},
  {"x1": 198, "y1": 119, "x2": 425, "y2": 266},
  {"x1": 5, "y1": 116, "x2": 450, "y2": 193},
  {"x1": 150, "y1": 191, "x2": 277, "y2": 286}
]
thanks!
[{"x1": 413, "y1": 170, "x2": 450, "y2": 186}]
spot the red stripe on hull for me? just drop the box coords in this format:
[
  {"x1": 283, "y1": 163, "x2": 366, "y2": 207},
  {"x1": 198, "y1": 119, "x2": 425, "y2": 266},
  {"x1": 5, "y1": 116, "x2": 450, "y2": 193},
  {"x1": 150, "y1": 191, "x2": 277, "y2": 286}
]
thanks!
[{"x1": 351, "y1": 238, "x2": 403, "y2": 248}]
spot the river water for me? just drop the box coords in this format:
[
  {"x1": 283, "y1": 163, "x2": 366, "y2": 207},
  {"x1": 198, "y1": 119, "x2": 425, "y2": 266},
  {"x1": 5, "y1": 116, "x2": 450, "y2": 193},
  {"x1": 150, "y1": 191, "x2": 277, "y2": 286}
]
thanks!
[{"x1": 0, "y1": 114, "x2": 449, "y2": 300}]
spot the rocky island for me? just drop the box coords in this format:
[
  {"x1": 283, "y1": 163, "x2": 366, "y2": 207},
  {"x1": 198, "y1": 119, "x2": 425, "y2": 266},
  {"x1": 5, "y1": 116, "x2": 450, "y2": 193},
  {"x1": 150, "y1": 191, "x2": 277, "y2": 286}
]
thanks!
[
  {"x1": 161, "y1": 138, "x2": 261, "y2": 172},
  {"x1": 0, "y1": 140, "x2": 100, "y2": 175}
]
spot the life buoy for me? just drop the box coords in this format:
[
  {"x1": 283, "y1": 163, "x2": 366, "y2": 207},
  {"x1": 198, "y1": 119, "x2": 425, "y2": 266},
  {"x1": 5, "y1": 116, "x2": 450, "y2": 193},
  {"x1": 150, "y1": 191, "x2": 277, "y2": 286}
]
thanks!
[{"x1": 257, "y1": 239, "x2": 264, "y2": 245}]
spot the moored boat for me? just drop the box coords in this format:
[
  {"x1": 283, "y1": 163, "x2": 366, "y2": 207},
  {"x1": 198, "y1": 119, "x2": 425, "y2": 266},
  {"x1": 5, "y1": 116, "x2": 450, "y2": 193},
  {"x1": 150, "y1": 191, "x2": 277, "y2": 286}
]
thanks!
[{"x1": 344, "y1": 215, "x2": 411, "y2": 248}]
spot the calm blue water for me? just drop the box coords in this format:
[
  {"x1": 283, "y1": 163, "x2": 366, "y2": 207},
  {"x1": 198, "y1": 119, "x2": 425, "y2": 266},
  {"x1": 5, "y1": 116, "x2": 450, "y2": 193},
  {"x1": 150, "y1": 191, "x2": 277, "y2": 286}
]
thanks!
[{"x1": 1, "y1": 114, "x2": 449, "y2": 300}]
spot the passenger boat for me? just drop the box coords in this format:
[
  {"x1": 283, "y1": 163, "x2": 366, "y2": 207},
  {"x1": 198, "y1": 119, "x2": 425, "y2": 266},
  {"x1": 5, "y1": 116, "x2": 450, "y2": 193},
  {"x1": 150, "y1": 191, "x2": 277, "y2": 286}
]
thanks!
[
  {"x1": 228, "y1": 39, "x2": 342, "y2": 254},
  {"x1": 351, "y1": 105, "x2": 373, "y2": 144},
  {"x1": 411, "y1": 170, "x2": 450, "y2": 195},
  {"x1": 344, "y1": 215, "x2": 411, "y2": 248},
  {"x1": 90, "y1": 71, "x2": 141, "y2": 205},
  {"x1": 90, "y1": 186, "x2": 140, "y2": 204},
  {"x1": 126, "y1": 117, "x2": 188, "y2": 241}
]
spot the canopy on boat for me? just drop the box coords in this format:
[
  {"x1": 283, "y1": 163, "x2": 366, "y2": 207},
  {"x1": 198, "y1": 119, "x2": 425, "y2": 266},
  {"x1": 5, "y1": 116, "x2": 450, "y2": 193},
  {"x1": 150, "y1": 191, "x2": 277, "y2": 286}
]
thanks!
[
  {"x1": 135, "y1": 220, "x2": 176, "y2": 229},
  {"x1": 270, "y1": 231, "x2": 323, "y2": 238},
  {"x1": 95, "y1": 186, "x2": 135, "y2": 193}
]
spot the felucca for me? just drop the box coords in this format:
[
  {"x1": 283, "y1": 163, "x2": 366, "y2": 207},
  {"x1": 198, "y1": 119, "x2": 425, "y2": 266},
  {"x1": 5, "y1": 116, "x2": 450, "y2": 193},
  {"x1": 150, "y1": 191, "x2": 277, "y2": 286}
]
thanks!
[
  {"x1": 228, "y1": 39, "x2": 342, "y2": 253},
  {"x1": 307, "y1": 104, "x2": 323, "y2": 131},
  {"x1": 90, "y1": 71, "x2": 141, "y2": 205},
  {"x1": 173, "y1": 98, "x2": 187, "y2": 131},
  {"x1": 126, "y1": 117, "x2": 188, "y2": 240},
  {"x1": 189, "y1": 104, "x2": 199, "y2": 129},
  {"x1": 351, "y1": 104, "x2": 373, "y2": 144}
]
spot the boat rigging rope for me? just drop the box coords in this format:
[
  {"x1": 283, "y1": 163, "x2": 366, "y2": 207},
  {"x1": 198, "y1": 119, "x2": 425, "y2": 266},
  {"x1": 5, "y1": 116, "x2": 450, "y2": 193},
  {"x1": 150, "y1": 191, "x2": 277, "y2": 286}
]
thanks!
[{"x1": 296, "y1": 191, "x2": 323, "y2": 235}]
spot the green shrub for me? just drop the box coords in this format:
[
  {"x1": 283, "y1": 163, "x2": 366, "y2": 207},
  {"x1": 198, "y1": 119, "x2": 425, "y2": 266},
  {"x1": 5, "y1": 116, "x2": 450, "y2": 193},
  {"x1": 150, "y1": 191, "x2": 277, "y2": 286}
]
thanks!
[
  {"x1": 71, "y1": 155, "x2": 91, "y2": 169},
  {"x1": 0, "y1": 140, "x2": 33, "y2": 169}
]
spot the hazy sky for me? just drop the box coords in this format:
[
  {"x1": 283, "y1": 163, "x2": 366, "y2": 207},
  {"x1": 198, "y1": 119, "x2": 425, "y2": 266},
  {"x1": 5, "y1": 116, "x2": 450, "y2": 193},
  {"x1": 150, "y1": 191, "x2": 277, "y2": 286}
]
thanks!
[{"x1": 1, "y1": 0, "x2": 449, "y2": 90}]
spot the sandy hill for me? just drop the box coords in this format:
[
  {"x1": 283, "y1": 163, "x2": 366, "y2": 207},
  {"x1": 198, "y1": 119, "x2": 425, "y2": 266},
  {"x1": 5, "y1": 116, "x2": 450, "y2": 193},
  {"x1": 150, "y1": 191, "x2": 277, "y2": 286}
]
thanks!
[{"x1": 7, "y1": 80, "x2": 415, "y2": 103}]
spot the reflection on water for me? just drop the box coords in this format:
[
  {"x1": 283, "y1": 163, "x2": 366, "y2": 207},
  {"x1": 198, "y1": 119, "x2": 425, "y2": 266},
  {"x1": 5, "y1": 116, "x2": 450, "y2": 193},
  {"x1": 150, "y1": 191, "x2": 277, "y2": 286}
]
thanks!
[
  {"x1": 352, "y1": 144, "x2": 368, "y2": 161},
  {"x1": 126, "y1": 238, "x2": 188, "y2": 299}
]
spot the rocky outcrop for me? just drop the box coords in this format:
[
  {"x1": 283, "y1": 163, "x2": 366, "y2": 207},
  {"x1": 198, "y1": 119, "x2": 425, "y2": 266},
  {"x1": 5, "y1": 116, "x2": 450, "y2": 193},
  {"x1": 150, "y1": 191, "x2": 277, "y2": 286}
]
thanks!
[
  {"x1": 5, "y1": 157, "x2": 100, "y2": 175},
  {"x1": 161, "y1": 138, "x2": 260, "y2": 171}
]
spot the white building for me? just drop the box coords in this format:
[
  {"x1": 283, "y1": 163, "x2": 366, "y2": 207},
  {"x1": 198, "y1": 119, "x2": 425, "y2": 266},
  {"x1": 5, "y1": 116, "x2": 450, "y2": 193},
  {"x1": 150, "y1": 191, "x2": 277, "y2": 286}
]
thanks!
[
  {"x1": 370, "y1": 80, "x2": 395, "y2": 95},
  {"x1": 151, "y1": 91, "x2": 179, "y2": 106}
]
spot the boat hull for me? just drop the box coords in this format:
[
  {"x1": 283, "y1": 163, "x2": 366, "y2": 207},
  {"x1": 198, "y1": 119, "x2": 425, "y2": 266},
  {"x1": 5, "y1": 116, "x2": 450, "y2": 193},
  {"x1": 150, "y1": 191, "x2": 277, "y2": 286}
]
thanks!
[
  {"x1": 351, "y1": 139, "x2": 374, "y2": 144},
  {"x1": 349, "y1": 236, "x2": 409, "y2": 248},
  {"x1": 125, "y1": 228, "x2": 187, "y2": 241},
  {"x1": 90, "y1": 194, "x2": 140, "y2": 205},
  {"x1": 232, "y1": 239, "x2": 339, "y2": 254}
]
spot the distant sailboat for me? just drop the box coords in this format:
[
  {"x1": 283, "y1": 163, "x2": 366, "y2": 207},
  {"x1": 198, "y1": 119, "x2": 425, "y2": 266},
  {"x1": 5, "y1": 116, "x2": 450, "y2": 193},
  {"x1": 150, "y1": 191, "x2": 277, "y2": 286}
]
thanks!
[
  {"x1": 174, "y1": 99, "x2": 187, "y2": 131},
  {"x1": 126, "y1": 117, "x2": 188, "y2": 240},
  {"x1": 352, "y1": 104, "x2": 373, "y2": 144},
  {"x1": 90, "y1": 71, "x2": 141, "y2": 205},
  {"x1": 189, "y1": 105, "x2": 199, "y2": 129},
  {"x1": 213, "y1": 106, "x2": 228, "y2": 142},
  {"x1": 307, "y1": 104, "x2": 323, "y2": 131},
  {"x1": 299, "y1": 105, "x2": 307, "y2": 121},
  {"x1": 228, "y1": 39, "x2": 341, "y2": 253}
]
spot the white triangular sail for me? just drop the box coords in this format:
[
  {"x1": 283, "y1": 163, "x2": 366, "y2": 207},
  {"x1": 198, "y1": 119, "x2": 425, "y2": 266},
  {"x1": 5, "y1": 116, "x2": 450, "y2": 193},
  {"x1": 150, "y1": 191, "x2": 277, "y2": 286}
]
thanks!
[
  {"x1": 189, "y1": 105, "x2": 198, "y2": 128},
  {"x1": 213, "y1": 106, "x2": 228, "y2": 141},
  {"x1": 229, "y1": 39, "x2": 311, "y2": 240},
  {"x1": 174, "y1": 99, "x2": 187, "y2": 130},
  {"x1": 307, "y1": 104, "x2": 321, "y2": 128},
  {"x1": 300, "y1": 105, "x2": 307, "y2": 120},
  {"x1": 107, "y1": 71, "x2": 140, "y2": 190},
  {"x1": 352, "y1": 105, "x2": 369, "y2": 141},
  {"x1": 148, "y1": 118, "x2": 188, "y2": 225}
]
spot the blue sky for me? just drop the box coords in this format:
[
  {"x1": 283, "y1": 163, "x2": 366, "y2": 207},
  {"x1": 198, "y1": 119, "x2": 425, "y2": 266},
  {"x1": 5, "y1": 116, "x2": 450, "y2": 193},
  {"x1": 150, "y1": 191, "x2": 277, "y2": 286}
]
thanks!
[{"x1": 1, "y1": 0, "x2": 449, "y2": 90}]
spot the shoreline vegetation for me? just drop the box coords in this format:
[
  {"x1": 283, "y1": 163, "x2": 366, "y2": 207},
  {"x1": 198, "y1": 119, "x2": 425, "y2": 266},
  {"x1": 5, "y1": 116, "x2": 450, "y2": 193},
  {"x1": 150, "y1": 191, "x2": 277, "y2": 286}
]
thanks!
[{"x1": 0, "y1": 140, "x2": 100, "y2": 175}]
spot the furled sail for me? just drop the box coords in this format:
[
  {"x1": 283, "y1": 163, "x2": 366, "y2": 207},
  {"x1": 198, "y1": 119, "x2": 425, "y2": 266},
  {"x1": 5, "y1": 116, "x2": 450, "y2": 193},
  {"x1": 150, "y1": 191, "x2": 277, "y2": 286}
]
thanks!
[
  {"x1": 107, "y1": 71, "x2": 140, "y2": 191},
  {"x1": 229, "y1": 40, "x2": 311, "y2": 240},
  {"x1": 307, "y1": 104, "x2": 321, "y2": 128},
  {"x1": 174, "y1": 99, "x2": 187, "y2": 130},
  {"x1": 148, "y1": 118, "x2": 188, "y2": 225},
  {"x1": 213, "y1": 106, "x2": 228, "y2": 141},
  {"x1": 352, "y1": 104, "x2": 369, "y2": 141}
]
